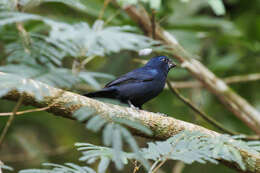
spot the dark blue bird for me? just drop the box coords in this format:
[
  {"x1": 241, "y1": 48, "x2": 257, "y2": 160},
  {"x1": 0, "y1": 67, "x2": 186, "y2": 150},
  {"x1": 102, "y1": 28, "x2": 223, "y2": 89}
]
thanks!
[{"x1": 84, "y1": 56, "x2": 176, "y2": 109}]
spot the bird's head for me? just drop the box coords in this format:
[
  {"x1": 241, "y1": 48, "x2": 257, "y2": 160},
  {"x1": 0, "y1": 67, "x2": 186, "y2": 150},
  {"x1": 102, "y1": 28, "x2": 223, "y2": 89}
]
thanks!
[{"x1": 145, "y1": 56, "x2": 176, "y2": 72}]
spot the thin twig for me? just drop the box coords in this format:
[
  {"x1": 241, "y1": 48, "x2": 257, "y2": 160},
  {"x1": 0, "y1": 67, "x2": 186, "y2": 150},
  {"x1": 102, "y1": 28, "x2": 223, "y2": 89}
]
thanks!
[
  {"x1": 0, "y1": 105, "x2": 52, "y2": 117},
  {"x1": 0, "y1": 96, "x2": 23, "y2": 147},
  {"x1": 132, "y1": 61, "x2": 260, "y2": 89},
  {"x1": 132, "y1": 160, "x2": 141, "y2": 173},
  {"x1": 149, "y1": 160, "x2": 160, "y2": 173},
  {"x1": 171, "y1": 161, "x2": 185, "y2": 173},
  {"x1": 151, "y1": 134, "x2": 185, "y2": 173},
  {"x1": 152, "y1": 159, "x2": 167, "y2": 173},
  {"x1": 151, "y1": 9, "x2": 156, "y2": 39},
  {"x1": 98, "y1": 0, "x2": 111, "y2": 20},
  {"x1": 81, "y1": 55, "x2": 96, "y2": 67},
  {"x1": 170, "y1": 73, "x2": 260, "y2": 89},
  {"x1": 166, "y1": 80, "x2": 238, "y2": 135},
  {"x1": 104, "y1": 9, "x2": 121, "y2": 26}
]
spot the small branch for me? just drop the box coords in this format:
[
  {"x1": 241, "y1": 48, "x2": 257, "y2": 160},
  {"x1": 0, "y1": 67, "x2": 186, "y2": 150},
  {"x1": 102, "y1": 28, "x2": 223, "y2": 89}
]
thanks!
[
  {"x1": 0, "y1": 105, "x2": 52, "y2": 117},
  {"x1": 104, "y1": 9, "x2": 121, "y2": 26},
  {"x1": 0, "y1": 96, "x2": 23, "y2": 147},
  {"x1": 132, "y1": 160, "x2": 141, "y2": 173},
  {"x1": 15, "y1": 0, "x2": 31, "y2": 52},
  {"x1": 166, "y1": 80, "x2": 238, "y2": 135},
  {"x1": 98, "y1": 0, "x2": 111, "y2": 20},
  {"x1": 151, "y1": 134, "x2": 184, "y2": 173},
  {"x1": 152, "y1": 159, "x2": 167, "y2": 173},
  {"x1": 167, "y1": 81, "x2": 260, "y2": 141},
  {"x1": 170, "y1": 73, "x2": 260, "y2": 89}
]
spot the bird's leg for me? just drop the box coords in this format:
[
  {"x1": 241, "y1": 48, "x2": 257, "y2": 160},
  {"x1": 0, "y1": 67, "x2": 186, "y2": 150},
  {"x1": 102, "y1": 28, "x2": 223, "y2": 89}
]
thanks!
[{"x1": 127, "y1": 100, "x2": 140, "y2": 110}]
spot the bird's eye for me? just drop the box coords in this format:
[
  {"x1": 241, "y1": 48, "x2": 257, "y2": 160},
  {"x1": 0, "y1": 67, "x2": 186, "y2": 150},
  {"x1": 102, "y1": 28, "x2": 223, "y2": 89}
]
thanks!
[{"x1": 161, "y1": 58, "x2": 167, "y2": 62}]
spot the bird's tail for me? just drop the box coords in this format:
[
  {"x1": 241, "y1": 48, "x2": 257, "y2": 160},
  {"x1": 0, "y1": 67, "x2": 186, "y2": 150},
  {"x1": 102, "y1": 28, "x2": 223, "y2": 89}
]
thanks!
[{"x1": 84, "y1": 88, "x2": 117, "y2": 99}]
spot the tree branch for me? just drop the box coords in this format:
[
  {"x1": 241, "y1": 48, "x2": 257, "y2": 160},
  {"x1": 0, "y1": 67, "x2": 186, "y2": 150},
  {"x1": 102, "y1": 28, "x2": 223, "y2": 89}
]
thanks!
[
  {"x1": 0, "y1": 72, "x2": 260, "y2": 173},
  {"x1": 123, "y1": 5, "x2": 260, "y2": 135}
]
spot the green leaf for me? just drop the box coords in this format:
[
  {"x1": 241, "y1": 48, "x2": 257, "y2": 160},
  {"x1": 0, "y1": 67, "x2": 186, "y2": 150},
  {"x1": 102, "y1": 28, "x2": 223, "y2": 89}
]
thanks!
[
  {"x1": 149, "y1": 0, "x2": 161, "y2": 10},
  {"x1": 102, "y1": 123, "x2": 113, "y2": 146},
  {"x1": 86, "y1": 116, "x2": 107, "y2": 132},
  {"x1": 112, "y1": 125, "x2": 124, "y2": 170},
  {"x1": 98, "y1": 157, "x2": 110, "y2": 173},
  {"x1": 112, "y1": 117, "x2": 153, "y2": 136},
  {"x1": 73, "y1": 106, "x2": 97, "y2": 122},
  {"x1": 0, "y1": 73, "x2": 51, "y2": 101},
  {"x1": 208, "y1": 0, "x2": 226, "y2": 16}
]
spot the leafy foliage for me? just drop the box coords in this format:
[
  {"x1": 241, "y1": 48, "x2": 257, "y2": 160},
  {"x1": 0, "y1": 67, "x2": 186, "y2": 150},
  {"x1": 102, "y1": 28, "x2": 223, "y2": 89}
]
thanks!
[
  {"x1": 77, "y1": 131, "x2": 260, "y2": 172},
  {"x1": 73, "y1": 106, "x2": 151, "y2": 170},
  {"x1": 116, "y1": 0, "x2": 162, "y2": 10},
  {"x1": 0, "y1": 73, "x2": 52, "y2": 100},
  {"x1": 18, "y1": 131, "x2": 260, "y2": 173},
  {"x1": 142, "y1": 131, "x2": 260, "y2": 171},
  {"x1": 48, "y1": 20, "x2": 158, "y2": 57},
  {"x1": 0, "y1": 12, "x2": 158, "y2": 57},
  {"x1": 0, "y1": 162, "x2": 13, "y2": 172},
  {"x1": 0, "y1": 64, "x2": 113, "y2": 89},
  {"x1": 0, "y1": 10, "x2": 158, "y2": 90},
  {"x1": 76, "y1": 143, "x2": 136, "y2": 173},
  {"x1": 116, "y1": 0, "x2": 226, "y2": 15}
]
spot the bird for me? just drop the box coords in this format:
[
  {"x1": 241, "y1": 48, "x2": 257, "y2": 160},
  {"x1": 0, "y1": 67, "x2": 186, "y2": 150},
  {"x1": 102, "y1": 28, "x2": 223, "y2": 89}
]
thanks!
[{"x1": 84, "y1": 56, "x2": 176, "y2": 109}]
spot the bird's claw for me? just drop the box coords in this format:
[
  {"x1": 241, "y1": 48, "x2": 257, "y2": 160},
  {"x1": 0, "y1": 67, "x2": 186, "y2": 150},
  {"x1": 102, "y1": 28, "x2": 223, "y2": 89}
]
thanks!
[
  {"x1": 128, "y1": 100, "x2": 140, "y2": 110},
  {"x1": 130, "y1": 104, "x2": 140, "y2": 110}
]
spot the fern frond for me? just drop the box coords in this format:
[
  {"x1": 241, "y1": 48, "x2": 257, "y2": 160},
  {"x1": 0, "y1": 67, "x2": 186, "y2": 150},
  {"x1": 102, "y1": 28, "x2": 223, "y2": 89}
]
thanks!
[
  {"x1": 0, "y1": 12, "x2": 159, "y2": 58},
  {"x1": 47, "y1": 20, "x2": 159, "y2": 57},
  {"x1": 75, "y1": 143, "x2": 138, "y2": 172},
  {"x1": 142, "y1": 131, "x2": 260, "y2": 171},
  {"x1": 0, "y1": 72, "x2": 51, "y2": 100},
  {"x1": 73, "y1": 106, "x2": 152, "y2": 170},
  {"x1": 0, "y1": 65, "x2": 78, "y2": 88},
  {"x1": 0, "y1": 162, "x2": 13, "y2": 172}
]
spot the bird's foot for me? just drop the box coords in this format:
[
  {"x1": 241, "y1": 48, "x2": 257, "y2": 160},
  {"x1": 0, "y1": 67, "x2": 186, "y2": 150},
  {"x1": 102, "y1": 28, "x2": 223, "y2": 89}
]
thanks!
[
  {"x1": 130, "y1": 104, "x2": 140, "y2": 110},
  {"x1": 127, "y1": 100, "x2": 140, "y2": 111}
]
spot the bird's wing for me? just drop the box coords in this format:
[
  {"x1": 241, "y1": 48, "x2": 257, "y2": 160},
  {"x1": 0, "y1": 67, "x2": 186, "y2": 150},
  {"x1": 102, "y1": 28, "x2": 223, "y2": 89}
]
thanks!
[{"x1": 105, "y1": 68, "x2": 156, "y2": 88}]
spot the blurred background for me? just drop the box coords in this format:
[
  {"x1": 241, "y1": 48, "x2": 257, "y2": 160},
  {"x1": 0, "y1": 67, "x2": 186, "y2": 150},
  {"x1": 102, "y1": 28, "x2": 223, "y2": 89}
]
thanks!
[{"x1": 0, "y1": 0, "x2": 260, "y2": 172}]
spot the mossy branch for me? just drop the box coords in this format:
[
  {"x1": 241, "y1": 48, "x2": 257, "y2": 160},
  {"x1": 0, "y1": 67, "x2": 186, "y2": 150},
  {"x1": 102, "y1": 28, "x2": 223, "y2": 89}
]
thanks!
[{"x1": 0, "y1": 72, "x2": 260, "y2": 173}]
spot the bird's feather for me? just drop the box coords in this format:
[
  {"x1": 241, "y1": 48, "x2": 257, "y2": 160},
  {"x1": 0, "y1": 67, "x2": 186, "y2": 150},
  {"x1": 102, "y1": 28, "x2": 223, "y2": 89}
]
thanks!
[{"x1": 105, "y1": 67, "x2": 156, "y2": 88}]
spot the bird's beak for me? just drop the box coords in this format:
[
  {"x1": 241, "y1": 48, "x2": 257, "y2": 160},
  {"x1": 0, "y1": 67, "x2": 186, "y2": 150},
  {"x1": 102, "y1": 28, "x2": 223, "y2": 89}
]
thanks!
[{"x1": 168, "y1": 60, "x2": 176, "y2": 69}]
